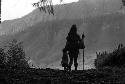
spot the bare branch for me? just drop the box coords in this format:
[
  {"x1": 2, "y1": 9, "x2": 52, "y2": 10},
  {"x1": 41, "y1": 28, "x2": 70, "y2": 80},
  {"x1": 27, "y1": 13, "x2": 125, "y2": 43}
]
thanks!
[{"x1": 32, "y1": 0, "x2": 63, "y2": 15}]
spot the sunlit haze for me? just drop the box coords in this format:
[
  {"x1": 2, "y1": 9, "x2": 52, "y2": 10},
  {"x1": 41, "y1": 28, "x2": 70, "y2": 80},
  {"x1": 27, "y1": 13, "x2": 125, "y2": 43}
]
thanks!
[{"x1": 1, "y1": 0, "x2": 79, "y2": 22}]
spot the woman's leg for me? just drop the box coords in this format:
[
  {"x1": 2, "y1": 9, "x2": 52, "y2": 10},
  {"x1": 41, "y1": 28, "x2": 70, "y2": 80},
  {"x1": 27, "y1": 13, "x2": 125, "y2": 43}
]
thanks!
[
  {"x1": 74, "y1": 57, "x2": 78, "y2": 71},
  {"x1": 74, "y1": 52, "x2": 79, "y2": 71},
  {"x1": 68, "y1": 53, "x2": 73, "y2": 71}
]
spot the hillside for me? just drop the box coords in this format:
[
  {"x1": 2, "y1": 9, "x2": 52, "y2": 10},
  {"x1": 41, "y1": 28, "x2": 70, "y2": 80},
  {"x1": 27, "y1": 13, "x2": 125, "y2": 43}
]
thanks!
[
  {"x1": 0, "y1": 11, "x2": 125, "y2": 69},
  {"x1": 0, "y1": 0, "x2": 121, "y2": 35}
]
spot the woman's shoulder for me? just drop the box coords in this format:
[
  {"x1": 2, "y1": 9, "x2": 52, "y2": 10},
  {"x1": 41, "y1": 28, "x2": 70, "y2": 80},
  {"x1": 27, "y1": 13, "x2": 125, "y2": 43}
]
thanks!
[{"x1": 76, "y1": 34, "x2": 80, "y2": 38}]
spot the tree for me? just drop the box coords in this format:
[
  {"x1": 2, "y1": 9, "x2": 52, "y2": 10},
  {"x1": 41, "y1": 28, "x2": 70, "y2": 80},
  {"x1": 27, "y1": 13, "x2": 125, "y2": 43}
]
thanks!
[
  {"x1": 6, "y1": 39, "x2": 29, "y2": 69},
  {"x1": 0, "y1": 48, "x2": 6, "y2": 68},
  {"x1": 32, "y1": 0, "x2": 63, "y2": 15}
]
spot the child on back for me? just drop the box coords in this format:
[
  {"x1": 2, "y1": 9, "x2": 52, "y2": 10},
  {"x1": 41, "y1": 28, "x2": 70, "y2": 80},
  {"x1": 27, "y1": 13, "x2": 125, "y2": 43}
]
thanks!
[{"x1": 61, "y1": 48, "x2": 69, "y2": 71}]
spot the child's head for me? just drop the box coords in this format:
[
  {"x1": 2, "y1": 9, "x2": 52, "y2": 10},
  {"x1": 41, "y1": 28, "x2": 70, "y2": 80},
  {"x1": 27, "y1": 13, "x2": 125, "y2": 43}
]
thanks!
[{"x1": 63, "y1": 48, "x2": 67, "y2": 53}]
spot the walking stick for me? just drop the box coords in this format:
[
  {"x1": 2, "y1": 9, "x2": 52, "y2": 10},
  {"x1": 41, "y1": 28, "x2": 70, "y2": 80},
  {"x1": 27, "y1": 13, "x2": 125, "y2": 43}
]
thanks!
[
  {"x1": 83, "y1": 47, "x2": 84, "y2": 70},
  {"x1": 82, "y1": 33, "x2": 85, "y2": 70}
]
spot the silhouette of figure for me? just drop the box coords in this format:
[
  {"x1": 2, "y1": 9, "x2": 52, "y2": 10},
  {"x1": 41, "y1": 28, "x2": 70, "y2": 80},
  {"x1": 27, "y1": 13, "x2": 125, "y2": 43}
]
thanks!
[
  {"x1": 66, "y1": 24, "x2": 81, "y2": 71},
  {"x1": 61, "y1": 48, "x2": 69, "y2": 71}
]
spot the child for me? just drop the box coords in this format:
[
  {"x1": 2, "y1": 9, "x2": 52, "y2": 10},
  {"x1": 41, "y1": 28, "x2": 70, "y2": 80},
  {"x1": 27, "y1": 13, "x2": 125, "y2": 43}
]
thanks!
[{"x1": 61, "y1": 48, "x2": 69, "y2": 71}]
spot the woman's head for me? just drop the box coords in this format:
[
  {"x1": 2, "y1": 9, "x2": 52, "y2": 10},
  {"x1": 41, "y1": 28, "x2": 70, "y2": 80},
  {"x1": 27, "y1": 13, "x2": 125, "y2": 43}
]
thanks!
[
  {"x1": 71, "y1": 24, "x2": 77, "y2": 33},
  {"x1": 69, "y1": 24, "x2": 77, "y2": 35}
]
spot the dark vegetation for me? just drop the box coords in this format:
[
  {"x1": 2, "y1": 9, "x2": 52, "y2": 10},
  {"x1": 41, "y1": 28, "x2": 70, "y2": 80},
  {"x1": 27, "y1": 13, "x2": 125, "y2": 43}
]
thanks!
[
  {"x1": 1, "y1": 39, "x2": 125, "y2": 83},
  {"x1": 95, "y1": 43, "x2": 125, "y2": 69},
  {"x1": 0, "y1": 39, "x2": 29, "y2": 69}
]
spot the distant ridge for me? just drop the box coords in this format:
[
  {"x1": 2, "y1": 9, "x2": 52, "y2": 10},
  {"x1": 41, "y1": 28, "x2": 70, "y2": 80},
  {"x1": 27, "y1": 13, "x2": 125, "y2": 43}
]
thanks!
[{"x1": 0, "y1": 0, "x2": 121, "y2": 36}]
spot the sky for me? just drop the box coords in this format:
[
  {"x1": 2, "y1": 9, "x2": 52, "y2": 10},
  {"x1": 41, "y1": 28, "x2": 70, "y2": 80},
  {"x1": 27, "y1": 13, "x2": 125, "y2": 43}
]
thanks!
[{"x1": 1, "y1": 0, "x2": 79, "y2": 22}]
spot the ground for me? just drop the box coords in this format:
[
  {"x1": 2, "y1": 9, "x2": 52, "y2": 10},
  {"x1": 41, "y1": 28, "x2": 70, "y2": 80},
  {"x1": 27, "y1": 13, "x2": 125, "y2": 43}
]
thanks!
[{"x1": 0, "y1": 67, "x2": 125, "y2": 84}]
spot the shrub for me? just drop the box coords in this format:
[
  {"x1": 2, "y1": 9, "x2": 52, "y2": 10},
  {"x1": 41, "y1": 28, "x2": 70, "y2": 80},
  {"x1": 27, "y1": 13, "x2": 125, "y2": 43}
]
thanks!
[
  {"x1": 6, "y1": 39, "x2": 30, "y2": 69},
  {"x1": 0, "y1": 48, "x2": 6, "y2": 68},
  {"x1": 95, "y1": 44, "x2": 125, "y2": 69}
]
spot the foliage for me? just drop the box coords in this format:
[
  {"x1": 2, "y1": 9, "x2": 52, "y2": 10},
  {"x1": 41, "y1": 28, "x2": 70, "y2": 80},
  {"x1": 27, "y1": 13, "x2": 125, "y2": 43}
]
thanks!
[
  {"x1": 6, "y1": 39, "x2": 30, "y2": 69},
  {"x1": 32, "y1": 0, "x2": 63, "y2": 15},
  {"x1": 32, "y1": 0, "x2": 54, "y2": 15},
  {"x1": 0, "y1": 39, "x2": 30, "y2": 69},
  {"x1": 94, "y1": 44, "x2": 125, "y2": 69},
  {"x1": 0, "y1": 48, "x2": 6, "y2": 68}
]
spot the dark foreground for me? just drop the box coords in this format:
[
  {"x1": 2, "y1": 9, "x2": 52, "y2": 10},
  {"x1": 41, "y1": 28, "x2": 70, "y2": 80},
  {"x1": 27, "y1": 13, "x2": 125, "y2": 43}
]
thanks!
[{"x1": 0, "y1": 67, "x2": 125, "y2": 84}]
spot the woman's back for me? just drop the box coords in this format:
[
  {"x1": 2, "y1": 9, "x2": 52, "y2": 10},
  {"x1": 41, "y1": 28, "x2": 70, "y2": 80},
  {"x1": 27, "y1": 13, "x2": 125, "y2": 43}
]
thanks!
[{"x1": 66, "y1": 33, "x2": 81, "y2": 51}]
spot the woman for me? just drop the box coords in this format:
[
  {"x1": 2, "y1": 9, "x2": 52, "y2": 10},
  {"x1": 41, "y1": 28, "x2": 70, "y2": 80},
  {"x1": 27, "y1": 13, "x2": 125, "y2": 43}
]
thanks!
[{"x1": 66, "y1": 24, "x2": 81, "y2": 71}]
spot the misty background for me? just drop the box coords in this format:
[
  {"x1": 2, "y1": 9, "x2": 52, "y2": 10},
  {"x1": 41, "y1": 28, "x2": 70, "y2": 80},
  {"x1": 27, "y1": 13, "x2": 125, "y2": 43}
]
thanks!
[{"x1": 1, "y1": 0, "x2": 125, "y2": 70}]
